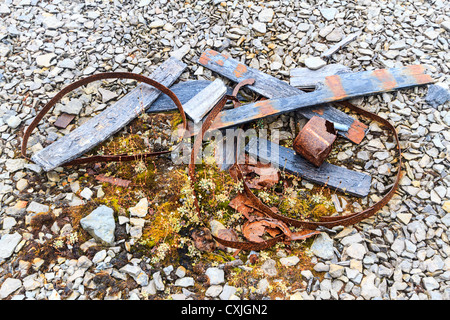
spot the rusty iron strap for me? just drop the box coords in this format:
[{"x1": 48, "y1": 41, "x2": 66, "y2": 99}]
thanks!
[
  {"x1": 188, "y1": 80, "x2": 403, "y2": 251},
  {"x1": 21, "y1": 72, "x2": 187, "y2": 167}
]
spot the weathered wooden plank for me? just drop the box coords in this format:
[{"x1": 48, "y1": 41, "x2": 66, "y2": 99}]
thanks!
[
  {"x1": 198, "y1": 64, "x2": 434, "y2": 134},
  {"x1": 147, "y1": 80, "x2": 241, "y2": 113},
  {"x1": 183, "y1": 78, "x2": 227, "y2": 123},
  {"x1": 32, "y1": 57, "x2": 187, "y2": 171},
  {"x1": 246, "y1": 138, "x2": 372, "y2": 197},
  {"x1": 197, "y1": 49, "x2": 368, "y2": 143},
  {"x1": 321, "y1": 32, "x2": 360, "y2": 59},
  {"x1": 289, "y1": 63, "x2": 351, "y2": 89}
]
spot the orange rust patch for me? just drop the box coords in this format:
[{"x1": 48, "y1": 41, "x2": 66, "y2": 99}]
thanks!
[
  {"x1": 216, "y1": 59, "x2": 224, "y2": 66},
  {"x1": 233, "y1": 63, "x2": 248, "y2": 78},
  {"x1": 311, "y1": 108, "x2": 324, "y2": 115},
  {"x1": 324, "y1": 75, "x2": 347, "y2": 100},
  {"x1": 255, "y1": 100, "x2": 279, "y2": 117},
  {"x1": 198, "y1": 52, "x2": 211, "y2": 66},
  {"x1": 345, "y1": 120, "x2": 368, "y2": 144},
  {"x1": 372, "y1": 69, "x2": 397, "y2": 91},
  {"x1": 404, "y1": 65, "x2": 434, "y2": 85}
]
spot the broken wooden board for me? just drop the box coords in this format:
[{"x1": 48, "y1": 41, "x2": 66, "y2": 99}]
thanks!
[
  {"x1": 321, "y1": 32, "x2": 360, "y2": 59},
  {"x1": 147, "y1": 80, "x2": 241, "y2": 113},
  {"x1": 290, "y1": 64, "x2": 351, "y2": 89},
  {"x1": 196, "y1": 64, "x2": 434, "y2": 135},
  {"x1": 197, "y1": 49, "x2": 368, "y2": 144},
  {"x1": 31, "y1": 57, "x2": 187, "y2": 171},
  {"x1": 246, "y1": 138, "x2": 372, "y2": 197},
  {"x1": 183, "y1": 78, "x2": 227, "y2": 123}
]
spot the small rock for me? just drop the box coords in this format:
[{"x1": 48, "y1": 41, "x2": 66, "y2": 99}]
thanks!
[
  {"x1": 304, "y1": 57, "x2": 327, "y2": 70},
  {"x1": 170, "y1": 44, "x2": 190, "y2": 60},
  {"x1": 360, "y1": 273, "x2": 381, "y2": 299},
  {"x1": 129, "y1": 198, "x2": 148, "y2": 217},
  {"x1": 0, "y1": 278, "x2": 22, "y2": 299},
  {"x1": 80, "y1": 205, "x2": 115, "y2": 246},
  {"x1": 258, "y1": 8, "x2": 274, "y2": 22},
  {"x1": 279, "y1": 255, "x2": 300, "y2": 267},
  {"x1": 320, "y1": 7, "x2": 338, "y2": 21},
  {"x1": 174, "y1": 277, "x2": 194, "y2": 287},
  {"x1": 80, "y1": 187, "x2": 93, "y2": 200},
  {"x1": 36, "y1": 53, "x2": 56, "y2": 67},
  {"x1": 0, "y1": 232, "x2": 23, "y2": 259},
  {"x1": 205, "y1": 267, "x2": 224, "y2": 285},
  {"x1": 6, "y1": 116, "x2": 21, "y2": 129},
  {"x1": 260, "y1": 259, "x2": 278, "y2": 277},
  {"x1": 310, "y1": 233, "x2": 334, "y2": 260},
  {"x1": 205, "y1": 285, "x2": 223, "y2": 297},
  {"x1": 252, "y1": 21, "x2": 267, "y2": 34}
]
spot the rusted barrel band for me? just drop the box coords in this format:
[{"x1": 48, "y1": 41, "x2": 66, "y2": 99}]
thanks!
[{"x1": 21, "y1": 72, "x2": 187, "y2": 166}]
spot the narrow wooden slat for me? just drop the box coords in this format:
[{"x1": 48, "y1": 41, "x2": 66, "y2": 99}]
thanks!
[
  {"x1": 197, "y1": 49, "x2": 368, "y2": 143},
  {"x1": 32, "y1": 57, "x2": 187, "y2": 171},
  {"x1": 200, "y1": 64, "x2": 434, "y2": 134},
  {"x1": 147, "y1": 80, "x2": 240, "y2": 113},
  {"x1": 246, "y1": 138, "x2": 372, "y2": 197},
  {"x1": 183, "y1": 78, "x2": 227, "y2": 123},
  {"x1": 289, "y1": 63, "x2": 351, "y2": 89}
]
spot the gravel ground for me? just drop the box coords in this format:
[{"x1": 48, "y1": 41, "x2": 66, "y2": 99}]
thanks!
[{"x1": 0, "y1": 0, "x2": 449, "y2": 301}]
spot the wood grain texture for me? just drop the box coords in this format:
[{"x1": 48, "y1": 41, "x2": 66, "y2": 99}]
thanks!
[
  {"x1": 246, "y1": 138, "x2": 372, "y2": 197},
  {"x1": 32, "y1": 57, "x2": 187, "y2": 171},
  {"x1": 201, "y1": 64, "x2": 434, "y2": 134},
  {"x1": 289, "y1": 64, "x2": 351, "y2": 89},
  {"x1": 147, "y1": 80, "x2": 240, "y2": 113},
  {"x1": 197, "y1": 49, "x2": 367, "y2": 143},
  {"x1": 183, "y1": 78, "x2": 227, "y2": 123}
]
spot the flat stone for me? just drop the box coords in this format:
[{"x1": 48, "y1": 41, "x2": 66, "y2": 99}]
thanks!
[
  {"x1": 0, "y1": 232, "x2": 23, "y2": 259},
  {"x1": 304, "y1": 56, "x2": 327, "y2": 70},
  {"x1": 170, "y1": 44, "x2": 191, "y2": 60},
  {"x1": 174, "y1": 277, "x2": 194, "y2": 287},
  {"x1": 98, "y1": 88, "x2": 118, "y2": 103},
  {"x1": 280, "y1": 255, "x2": 300, "y2": 267},
  {"x1": 346, "y1": 243, "x2": 366, "y2": 260},
  {"x1": 0, "y1": 278, "x2": 22, "y2": 299},
  {"x1": 252, "y1": 21, "x2": 267, "y2": 34},
  {"x1": 60, "y1": 98, "x2": 83, "y2": 115},
  {"x1": 360, "y1": 273, "x2": 381, "y2": 299},
  {"x1": 57, "y1": 58, "x2": 76, "y2": 69},
  {"x1": 258, "y1": 8, "x2": 274, "y2": 22},
  {"x1": 206, "y1": 285, "x2": 223, "y2": 297},
  {"x1": 206, "y1": 267, "x2": 224, "y2": 285},
  {"x1": 310, "y1": 233, "x2": 334, "y2": 260},
  {"x1": 129, "y1": 198, "x2": 148, "y2": 217},
  {"x1": 219, "y1": 284, "x2": 237, "y2": 300},
  {"x1": 26, "y1": 201, "x2": 49, "y2": 213},
  {"x1": 36, "y1": 53, "x2": 56, "y2": 68},
  {"x1": 320, "y1": 7, "x2": 338, "y2": 21},
  {"x1": 260, "y1": 259, "x2": 278, "y2": 277},
  {"x1": 80, "y1": 205, "x2": 115, "y2": 246}
]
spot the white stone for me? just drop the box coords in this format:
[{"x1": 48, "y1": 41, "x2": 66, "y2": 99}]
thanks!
[
  {"x1": 0, "y1": 232, "x2": 23, "y2": 259},
  {"x1": 129, "y1": 198, "x2": 148, "y2": 217},
  {"x1": 0, "y1": 278, "x2": 22, "y2": 299},
  {"x1": 304, "y1": 56, "x2": 326, "y2": 70}
]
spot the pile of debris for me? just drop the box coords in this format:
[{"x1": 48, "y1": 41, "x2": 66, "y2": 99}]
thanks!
[{"x1": 21, "y1": 46, "x2": 437, "y2": 252}]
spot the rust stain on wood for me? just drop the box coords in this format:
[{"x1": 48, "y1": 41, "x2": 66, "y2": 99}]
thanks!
[
  {"x1": 198, "y1": 52, "x2": 212, "y2": 66},
  {"x1": 233, "y1": 63, "x2": 248, "y2": 78},
  {"x1": 216, "y1": 59, "x2": 224, "y2": 66},
  {"x1": 311, "y1": 108, "x2": 324, "y2": 115},
  {"x1": 372, "y1": 69, "x2": 397, "y2": 90},
  {"x1": 405, "y1": 64, "x2": 434, "y2": 84},
  {"x1": 324, "y1": 75, "x2": 347, "y2": 100}
]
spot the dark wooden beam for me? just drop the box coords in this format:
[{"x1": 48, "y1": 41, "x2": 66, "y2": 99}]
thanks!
[
  {"x1": 245, "y1": 138, "x2": 372, "y2": 198},
  {"x1": 32, "y1": 57, "x2": 187, "y2": 171}
]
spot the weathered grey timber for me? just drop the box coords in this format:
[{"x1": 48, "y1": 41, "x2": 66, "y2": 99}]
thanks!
[
  {"x1": 147, "y1": 80, "x2": 241, "y2": 113},
  {"x1": 183, "y1": 78, "x2": 227, "y2": 123},
  {"x1": 198, "y1": 64, "x2": 434, "y2": 134},
  {"x1": 290, "y1": 64, "x2": 351, "y2": 89},
  {"x1": 197, "y1": 49, "x2": 367, "y2": 143},
  {"x1": 32, "y1": 57, "x2": 187, "y2": 171},
  {"x1": 246, "y1": 138, "x2": 372, "y2": 197},
  {"x1": 321, "y1": 32, "x2": 360, "y2": 59}
]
